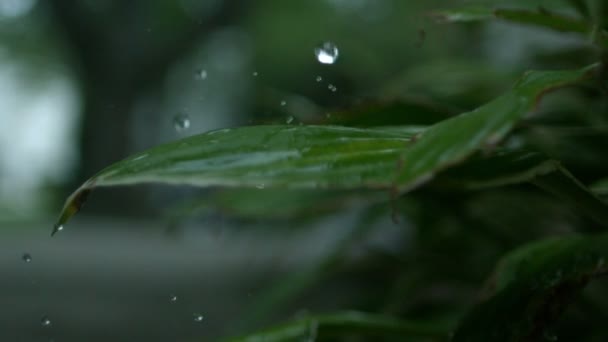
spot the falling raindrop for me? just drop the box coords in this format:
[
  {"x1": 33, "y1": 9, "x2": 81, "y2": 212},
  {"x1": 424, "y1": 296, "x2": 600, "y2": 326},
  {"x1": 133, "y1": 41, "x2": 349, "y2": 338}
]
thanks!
[
  {"x1": 41, "y1": 315, "x2": 52, "y2": 327},
  {"x1": 22, "y1": 253, "x2": 32, "y2": 263},
  {"x1": 314, "y1": 42, "x2": 339, "y2": 64},
  {"x1": 193, "y1": 313, "x2": 204, "y2": 322},
  {"x1": 280, "y1": 100, "x2": 287, "y2": 107},
  {"x1": 328, "y1": 84, "x2": 337, "y2": 92},
  {"x1": 194, "y1": 68, "x2": 208, "y2": 80},
  {"x1": 256, "y1": 184, "x2": 265, "y2": 189},
  {"x1": 315, "y1": 76, "x2": 322, "y2": 82},
  {"x1": 252, "y1": 71, "x2": 259, "y2": 77},
  {"x1": 286, "y1": 116, "x2": 294, "y2": 124},
  {"x1": 169, "y1": 294, "x2": 178, "y2": 303},
  {"x1": 173, "y1": 114, "x2": 191, "y2": 132}
]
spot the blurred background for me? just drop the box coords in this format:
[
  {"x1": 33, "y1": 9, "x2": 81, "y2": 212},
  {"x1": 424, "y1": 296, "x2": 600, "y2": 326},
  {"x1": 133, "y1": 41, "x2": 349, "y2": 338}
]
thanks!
[{"x1": 0, "y1": 0, "x2": 605, "y2": 341}]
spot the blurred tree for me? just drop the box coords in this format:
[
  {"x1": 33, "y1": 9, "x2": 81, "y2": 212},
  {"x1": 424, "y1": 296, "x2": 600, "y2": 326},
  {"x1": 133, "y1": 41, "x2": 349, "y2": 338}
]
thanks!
[{"x1": 48, "y1": 0, "x2": 249, "y2": 213}]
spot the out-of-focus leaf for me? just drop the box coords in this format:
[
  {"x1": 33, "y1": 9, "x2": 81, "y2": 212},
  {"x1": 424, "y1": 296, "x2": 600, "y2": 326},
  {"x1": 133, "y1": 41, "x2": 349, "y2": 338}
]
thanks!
[
  {"x1": 453, "y1": 234, "x2": 608, "y2": 341},
  {"x1": 438, "y1": 149, "x2": 561, "y2": 190},
  {"x1": 432, "y1": 7, "x2": 608, "y2": 46},
  {"x1": 591, "y1": 178, "x2": 608, "y2": 196},
  {"x1": 389, "y1": 60, "x2": 514, "y2": 108},
  {"x1": 437, "y1": 149, "x2": 608, "y2": 229},
  {"x1": 237, "y1": 204, "x2": 387, "y2": 330},
  {"x1": 565, "y1": 0, "x2": 590, "y2": 18},
  {"x1": 324, "y1": 100, "x2": 453, "y2": 127},
  {"x1": 54, "y1": 64, "x2": 597, "y2": 233},
  {"x1": 167, "y1": 188, "x2": 383, "y2": 222},
  {"x1": 225, "y1": 311, "x2": 452, "y2": 342}
]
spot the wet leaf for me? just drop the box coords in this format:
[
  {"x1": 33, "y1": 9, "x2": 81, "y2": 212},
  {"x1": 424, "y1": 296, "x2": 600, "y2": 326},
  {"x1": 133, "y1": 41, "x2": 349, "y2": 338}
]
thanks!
[
  {"x1": 225, "y1": 311, "x2": 452, "y2": 342},
  {"x1": 394, "y1": 64, "x2": 598, "y2": 192},
  {"x1": 54, "y1": 64, "x2": 597, "y2": 233},
  {"x1": 453, "y1": 234, "x2": 608, "y2": 341}
]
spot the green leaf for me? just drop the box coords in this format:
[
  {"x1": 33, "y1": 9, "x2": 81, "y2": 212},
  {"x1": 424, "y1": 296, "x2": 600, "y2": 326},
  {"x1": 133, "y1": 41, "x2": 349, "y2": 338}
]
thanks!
[
  {"x1": 432, "y1": 7, "x2": 608, "y2": 46},
  {"x1": 394, "y1": 64, "x2": 597, "y2": 192},
  {"x1": 225, "y1": 311, "x2": 452, "y2": 342},
  {"x1": 453, "y1": 234, "x2": 608, "y2": 341},
  {"x1": 53, "y1": 64, "x2": 597, "y2": 234},
  {"x1": 437, "y1": 149, "x2": 608, "y2": 229}
]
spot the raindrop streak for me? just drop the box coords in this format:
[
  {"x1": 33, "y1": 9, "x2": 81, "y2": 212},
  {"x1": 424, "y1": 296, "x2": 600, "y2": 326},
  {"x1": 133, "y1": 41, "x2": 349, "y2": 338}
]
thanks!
[
  {"x1": 314, "y1": 42, "x2": 339, "y2": 64},
  {"x1": 195, "y1": 69, "x2": 208, "y2": 80},
  {"x1": 22, "y1": 253, "x2": 32, "y2": 263},
  {"x1": 169, "y1": 294, "x2": 178, "y2": 303},
  {"x1": 173, "y1": 114, "x2": 191, "y2": 132},
  {"x1": 286, "y1": 116, "x2": 294, "y2": 124},
  {"x1": 193, "y1": 314, "x2": 204, "y2": 322},
  {"x1": 256, "y1": 184, "x2": 265, "y2": 189},
  {"x1": 280, "y1": 100, "x2": 287, "y2": 107},
  {"x1": 315, "y1": 76, "x2": 322, "y2": 82},
  {"x1": 41, "y1": 316, "x2": 51, "y2": 327}
]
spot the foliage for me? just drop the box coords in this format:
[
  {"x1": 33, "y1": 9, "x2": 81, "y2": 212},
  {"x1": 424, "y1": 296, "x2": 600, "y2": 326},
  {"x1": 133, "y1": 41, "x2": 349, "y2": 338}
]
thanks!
[{"x1": 55, "y1": 2, "x2": 608, "y2": 341}]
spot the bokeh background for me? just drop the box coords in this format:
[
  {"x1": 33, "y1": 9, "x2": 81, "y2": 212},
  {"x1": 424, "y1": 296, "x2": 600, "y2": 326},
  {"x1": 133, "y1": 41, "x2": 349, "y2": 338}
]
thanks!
[{"x1": 0, "y1": 0, "x2": 601, "y2": 341}]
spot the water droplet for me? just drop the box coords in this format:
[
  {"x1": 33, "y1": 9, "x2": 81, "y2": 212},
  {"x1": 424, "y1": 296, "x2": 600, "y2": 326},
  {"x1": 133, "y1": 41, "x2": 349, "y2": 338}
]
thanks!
[
  {"x1": 328, "y1": 84, "x2": 337, "y2": 92},
  {"x1": 173, "y1": 114, "x2": 191, "y2": 132},
  {"x1": 314, "y1": 42, "x2": 339, "y2": 64},
  {"x1": 252, "y1": 71, "x2": 258, "y2": 77},
  {"x1": 280, "y1": 100, "x2": 287, "y2": 107},
  {"x1": 54, "y1": 224, "x2": 64, "y2": 234},
  {"x1": 286, "y1": 116, "x2": 294, "y2": 124},
  {"x1": 41, "y1": 315, "x2": 52, "y2": 327},
  {"x1": 256, "y1": 184, "x2": 265, "y2": 189},
  {"x1": 169, "y1": 294, "x2": 178, "y2": 303},
  {"x1": 193, "y1": 313, "x2": 204, "y2": 322},
  {"x1": 194, "y1": 68, "x2": 207, "y2": 80},
  {"x1": 315, "y1": 76, "x2": 322, "y2": 82},
  {"x1": 22, "y1": 253, "x2": 32, "y2": 263}
]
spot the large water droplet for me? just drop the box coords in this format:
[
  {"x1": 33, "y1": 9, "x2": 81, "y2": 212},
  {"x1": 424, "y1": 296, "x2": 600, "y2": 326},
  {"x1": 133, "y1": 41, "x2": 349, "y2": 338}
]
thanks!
[
  {"x1": 193, "y1": 313, "x2": 204, "y2": 322},
  {"x1": 173, "y1": 114, "x2": 191, "y2": 132},
  {"x1": 41, "y1": 315, "x2": 52, "y2": 327},
  {"x1": 314, "y1": 42, "x2": 339, "y2": 64},
  {"x1": 169, "y1": 294, "x2": 178, "y2": 303},
  {"x1": 194, "y1": 68, "x2": 207, "y2": 80},
  {"x1": 22, "y1": 253, "x2": 32, "y2": 263}
]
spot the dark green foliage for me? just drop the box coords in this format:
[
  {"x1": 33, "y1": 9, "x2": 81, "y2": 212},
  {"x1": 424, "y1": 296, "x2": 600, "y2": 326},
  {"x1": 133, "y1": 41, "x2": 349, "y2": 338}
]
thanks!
[{"x1": 56, "y1": 2, "x2": 608, "y2": 341}]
